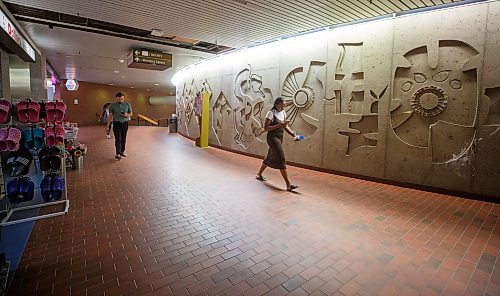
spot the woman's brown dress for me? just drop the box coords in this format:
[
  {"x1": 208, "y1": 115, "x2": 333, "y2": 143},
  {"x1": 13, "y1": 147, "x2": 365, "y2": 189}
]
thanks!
[{"x1": 263, "y1": 112, "x2": 286, "y2": 169}]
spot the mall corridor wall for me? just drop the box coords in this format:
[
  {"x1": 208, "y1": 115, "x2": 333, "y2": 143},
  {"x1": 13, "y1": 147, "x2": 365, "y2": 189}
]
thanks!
[
  {"x1": 59, "y1": 81, "x2": 176, "y2": 126},
  {"x1": 174, "y1": 2, "x2": 500, "y2": 198}
]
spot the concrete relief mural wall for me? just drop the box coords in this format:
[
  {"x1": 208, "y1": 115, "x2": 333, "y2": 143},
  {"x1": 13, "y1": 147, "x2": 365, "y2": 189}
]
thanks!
[{"x1": 175, "y1": 2, "x2": 500, "y2": 197}]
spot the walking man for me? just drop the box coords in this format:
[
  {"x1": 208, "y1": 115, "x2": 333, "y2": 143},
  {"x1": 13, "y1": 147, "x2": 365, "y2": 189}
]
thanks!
[{"x1": 106, "y1": 92, "x2": 133, "y2": 160}]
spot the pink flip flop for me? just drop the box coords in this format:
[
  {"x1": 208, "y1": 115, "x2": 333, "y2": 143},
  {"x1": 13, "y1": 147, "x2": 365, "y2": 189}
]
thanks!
[
  {"x1": 0, "y1": 100, "x2": 11, "y2": 124},
  {"x1": 5, "y1": 127, "x2": 21, "y2": 151},
  {"x1": 54, "y1": 101, "x2": 66, "y2": 122},
  {"x1": 44, "y1": 126, "x2": 55, "y2": 147},
  {"x1": 45, "y1": 102, "x2": 56, "y2": 122},
  {"x1": 0, "y1": 127, "x2": 10, "y2": 151},
  {"x1": 54, "y1": 125, "x2": 65, "y2": 145},
  {"x1": 28, "y1": 101, "x2": 40, "y2": 123},
  {"x1": 17, "y1": 101, "x2": 30, "y2": 123}
]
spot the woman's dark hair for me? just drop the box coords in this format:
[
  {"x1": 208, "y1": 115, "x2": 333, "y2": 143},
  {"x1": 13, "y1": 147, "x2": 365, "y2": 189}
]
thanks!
[
  {"x1": 271, "y1": 97, "x2": 284, "y2": 111},
  {"x1": 102, "y1": 103, "x2": 110, "y2": 109},
  {"x1": 115, "y1": 92, "x2": 124, "y2": 98}
]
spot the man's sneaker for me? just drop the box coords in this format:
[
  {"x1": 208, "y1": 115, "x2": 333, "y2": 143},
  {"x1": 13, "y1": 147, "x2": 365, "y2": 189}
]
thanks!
[
  {"x1": 120, "y1": 153, "x2": 127, "y2": 157},
  {"x1": 115, "y1": 154, "x2": 121, "y2": 160}
]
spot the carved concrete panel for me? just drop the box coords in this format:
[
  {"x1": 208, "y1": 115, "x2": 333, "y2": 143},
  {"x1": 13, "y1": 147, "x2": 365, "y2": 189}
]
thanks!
[
  {"x1": 215, "y1": 66, "x2": 279, "y2": 156},
  {"x1": 391, "y1": 40, "x2": 480, "y2": 163},
  {"x1": 232, "y1": 65, "x2": 266, "y2": 150},
  {"x1": 281, "y1": 61, "x2": 326, "y2": 167},
  {"x1": 279, "y1": 35, "x2": 328, "y2": 167},
  {"x1": 322, "y1": 19, "x2": 393, "y2": 177},
  {"x1": 210, "y1": 92, "x2": 234, "y2": 147},
  {"x1": 177, "y1": 79, "x2": 200, "y2": 138},
  {"x1": 386, "y1": 3, "x2": 488, "y2": 192},
  {"x1": 473, "y1": 1, "x2": 500, "y2": 196}
]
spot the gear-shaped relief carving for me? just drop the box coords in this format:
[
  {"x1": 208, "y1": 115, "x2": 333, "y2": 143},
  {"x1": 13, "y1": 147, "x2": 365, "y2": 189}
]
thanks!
[
  {"x1": 410, "y1": 86, "x2": 448, "y2": 117},
  {"x1": 391, "y1": 40, "x2": 481, "y2": 163},
  {"x1": 233, "y1": 65, "x2": 266, "y2": 149},
  {"x1": 292, "y1": 86, "x2": 314, "y2": 109},
  {"x1": 281, "y1": 61, "x2": 325, "y2": 138}
]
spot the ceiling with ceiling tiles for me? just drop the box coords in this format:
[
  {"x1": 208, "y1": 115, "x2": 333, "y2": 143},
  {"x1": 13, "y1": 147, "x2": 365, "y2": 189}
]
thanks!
[{"x1": 4, "y1": 0, "x2": 468, "y2": 91}]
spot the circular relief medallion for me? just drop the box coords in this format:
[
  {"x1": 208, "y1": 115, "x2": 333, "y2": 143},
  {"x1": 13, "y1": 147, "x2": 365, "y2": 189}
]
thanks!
[
  {"x1": 410, "y1": 86, "x2": 448, "y2": 117},
  {"x1": 293, "y1": 86, "x2": 314, "y2": 109}
]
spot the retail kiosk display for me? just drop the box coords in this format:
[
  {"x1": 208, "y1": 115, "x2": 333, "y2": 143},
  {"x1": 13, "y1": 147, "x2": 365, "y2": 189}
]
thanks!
[{"x1": 0, "y1": 98, "x2": 69, "y2": 226}]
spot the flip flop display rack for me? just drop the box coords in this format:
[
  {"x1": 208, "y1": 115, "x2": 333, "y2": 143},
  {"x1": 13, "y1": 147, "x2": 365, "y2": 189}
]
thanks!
[{"x1": 0, "y1": 98, "x2": 70, "y2": 226}]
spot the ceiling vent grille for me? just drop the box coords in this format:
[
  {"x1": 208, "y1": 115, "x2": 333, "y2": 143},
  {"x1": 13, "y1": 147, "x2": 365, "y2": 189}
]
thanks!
[{"x1": 5, "y1": 2, "x2": 232, "y2": 54}]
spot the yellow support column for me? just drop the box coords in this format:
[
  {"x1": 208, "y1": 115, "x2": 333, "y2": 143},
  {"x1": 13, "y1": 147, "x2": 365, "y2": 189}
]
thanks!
[{"x1": 196, "y1": 92, "x2": 210, "y2": 148}]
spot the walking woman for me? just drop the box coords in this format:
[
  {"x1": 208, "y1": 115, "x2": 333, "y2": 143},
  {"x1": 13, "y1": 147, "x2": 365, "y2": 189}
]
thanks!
[
  {"x1": 98, "y1": 102, "x2": 111, "y2": 139},
  {"x1": 256, "y1": 97, "x2": 299, "y2": 191}
]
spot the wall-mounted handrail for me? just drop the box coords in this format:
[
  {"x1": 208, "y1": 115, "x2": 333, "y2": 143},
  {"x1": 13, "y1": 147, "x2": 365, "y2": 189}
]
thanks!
[{"x1": 137, "y1": 113, "x2": 158, "y2": 126}]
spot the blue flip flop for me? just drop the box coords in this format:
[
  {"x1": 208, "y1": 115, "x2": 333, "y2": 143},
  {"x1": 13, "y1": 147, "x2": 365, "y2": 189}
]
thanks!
[
  {"x1": 41, "y1": 175, "x2": 52, "y2": 202},
  {"x1": 18, "y1": 176, "x2": 34, "y2": 202},
  {"x1": 50, "y1": 175, "x2": 65, "y2": 201},
  {"x1": 7, "y1": 178, "x2": 20, "y2": 204}
]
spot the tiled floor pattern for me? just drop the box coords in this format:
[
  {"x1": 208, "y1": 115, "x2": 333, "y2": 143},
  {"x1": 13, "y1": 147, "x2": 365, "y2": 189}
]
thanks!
[{"x1": 8, "y1": 126, "x2": 500, "y2": 296}]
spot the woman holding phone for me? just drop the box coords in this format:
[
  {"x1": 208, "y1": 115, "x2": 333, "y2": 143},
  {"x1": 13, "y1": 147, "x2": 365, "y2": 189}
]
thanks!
[{"x1": 256, "y1": 97, "x2": 299, "y2": 191}]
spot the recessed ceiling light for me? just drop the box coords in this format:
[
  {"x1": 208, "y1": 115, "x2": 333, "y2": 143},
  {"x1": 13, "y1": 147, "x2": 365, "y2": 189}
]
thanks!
[
  {"x1": 118, "y1": 59, "x2": 125, "y2": 63},
  {"x1": 109, "y1": 83, "x2": 114, "y2": 86},
  {"x1": 113, "y1": 70, "x2": 120, "y2": 73},
  {"x1": 169, "y1": 92, "x2": 173, "y2": 95},
  {"x1": 151, "y1": 29, "x2": 164, "y2": 37},
  {"x1": 130, "y1": 86, "x2": 134, "y2": 88},
  {"x1": 154, "y1": 83, "x2": 159, "y2": 86}
]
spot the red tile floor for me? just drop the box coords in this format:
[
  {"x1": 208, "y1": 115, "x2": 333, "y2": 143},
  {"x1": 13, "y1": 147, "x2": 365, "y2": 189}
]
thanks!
[{"x1": 8, "y1": 126, "x2": 500, "y2": 296}]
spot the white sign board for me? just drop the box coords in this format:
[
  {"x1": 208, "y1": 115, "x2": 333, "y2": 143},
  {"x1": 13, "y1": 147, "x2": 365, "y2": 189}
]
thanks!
[{"x1": 0, "y1": 9, "x2": 35, "y2": 61}]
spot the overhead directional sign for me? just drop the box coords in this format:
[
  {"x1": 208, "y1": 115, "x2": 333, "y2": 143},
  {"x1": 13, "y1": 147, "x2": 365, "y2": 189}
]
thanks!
[{"x1": 127, "y1": 48, "x2": 172, "y2": 71}]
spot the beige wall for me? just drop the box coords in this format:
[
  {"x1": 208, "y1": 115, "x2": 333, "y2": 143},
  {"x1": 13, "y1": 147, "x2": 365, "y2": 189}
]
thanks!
[
  {"x1": 175, "y1": 2, "x2": 500, "y2": 197},
  {"x1": 59, "y1": 81, "x2": 175, "y2": 126}
]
